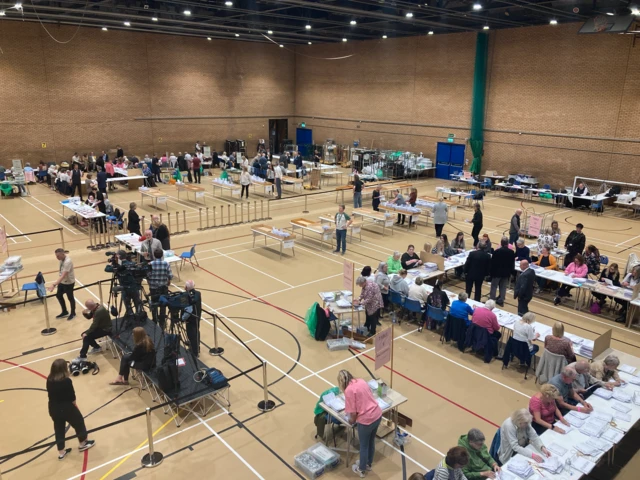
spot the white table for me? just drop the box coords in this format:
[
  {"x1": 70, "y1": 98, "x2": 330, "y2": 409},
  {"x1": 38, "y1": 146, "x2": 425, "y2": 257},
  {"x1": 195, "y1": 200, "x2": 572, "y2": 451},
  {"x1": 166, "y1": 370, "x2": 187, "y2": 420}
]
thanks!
[
  {"x1": 140, "y1": 189, "x2": 168, "y2": 210},
  {"x1": 290, "y1": 218, "x2": 334, "y2": 251},
  {"x1": 251, "y1": 225, "x2": 296, "y2": 259},
  {"x1": 176, "y1": 184, "x2": 206, "y2": 204},
  {"x1": 250, "y1": 181, "x2": 274, "y2": 197},
  {"x1": 0, "y1": 264, "x2": 22, "y2": 298},
  {"x1": 436, "y1": 187, "x2": 474, "y2": 205},
  {"x1": 318, "y1": 213, "x2": 363, "y2": 242},
  {"x1": 114, "y1": 233, "x2": 183, "y2": 280},
  {"x1": 211, "y1": 181, "x2": 241, "y2": 198}
]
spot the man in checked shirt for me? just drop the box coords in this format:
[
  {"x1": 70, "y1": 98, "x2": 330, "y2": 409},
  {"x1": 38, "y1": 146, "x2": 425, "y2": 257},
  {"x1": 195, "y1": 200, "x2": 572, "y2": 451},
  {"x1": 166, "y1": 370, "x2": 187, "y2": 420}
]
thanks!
[{"x1": 147, "y1": 249, "x2": 173, "y2": 329}]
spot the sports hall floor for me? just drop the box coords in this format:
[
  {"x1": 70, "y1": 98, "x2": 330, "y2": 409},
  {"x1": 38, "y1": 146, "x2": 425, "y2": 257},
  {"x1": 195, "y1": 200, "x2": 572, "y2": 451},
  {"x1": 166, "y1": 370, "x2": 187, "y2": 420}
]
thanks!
[{"x1": 1, "y1": 173, "x2": 639, "y2": 480}]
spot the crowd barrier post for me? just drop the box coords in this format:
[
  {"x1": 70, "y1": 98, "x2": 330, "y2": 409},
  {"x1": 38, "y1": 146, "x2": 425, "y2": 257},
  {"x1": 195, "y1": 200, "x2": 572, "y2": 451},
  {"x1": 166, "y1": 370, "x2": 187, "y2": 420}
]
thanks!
[
  {"x1": 167, "y1": 211, "x2": 172, "y2": 235},
  {"x1": 159, "y1": 213, "x2": 163, "y2": 226},
  {"x1": 182, "y1": 211, "x2": 187, "y2": 233},
  {"x1": 41, "y1": 297, "x2": 57, "y2": 336},
  {"x1": 98, "y1": 282, "x2": 104, "y2": 306},
  {"x1": 141, "y1": 216, "x2": 146, "y2": 233},
  {"x1": 140, "y1": 408, "x2": 163, "y2": 468},
  {"x1": 241, "y1": 203, "x2": 244, "y2": 223},
  {"x1": 206, "y1": 207, "x2": 210, "y2": 229},
  {"x1": 303, "y1": 195, "x2": 309, "y2": 214},
  {"x1": 220, "y1": 205, "x2": 224, "y2": 226},
  {"x1": 254, "y1": 201, "x2": 258, "y2": 221},
  {"x1": 260, "y1": 200, "x2": 264, "y2": 220},
  {"x1": 267, "y1": 200, "x2": 270, "y2": 219},
  {"x1": 213, "y1": 206, "x2": 217, "y2": 227},
  {"x1": 257, "y1": 361, "x2": 275, "y2": 412},
  {"x1": 227, "y1": 204, "x2": 231, "y2": 225},
  {"x1": 234, "y1": 204, "x2": 238, "y2": 224},
  {"x1": 198, "y1": 208, "x2": 203, "y2": 230},
  {"x1": 209, "y1": 314, "x2": 224, "y2": 356},
  {"x1": 59, "y1": 228, "x2": 65, "y2": 251}
]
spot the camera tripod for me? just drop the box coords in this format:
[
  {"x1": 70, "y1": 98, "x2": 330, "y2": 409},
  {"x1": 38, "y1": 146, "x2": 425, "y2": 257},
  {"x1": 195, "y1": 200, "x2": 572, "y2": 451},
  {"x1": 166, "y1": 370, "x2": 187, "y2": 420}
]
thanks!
[
  {"x1": 165, "y1": 308, "x2": 200, "y2": 371},
  {"x1": 107, "y1": 272, "x2": 151, "y2": 334}
]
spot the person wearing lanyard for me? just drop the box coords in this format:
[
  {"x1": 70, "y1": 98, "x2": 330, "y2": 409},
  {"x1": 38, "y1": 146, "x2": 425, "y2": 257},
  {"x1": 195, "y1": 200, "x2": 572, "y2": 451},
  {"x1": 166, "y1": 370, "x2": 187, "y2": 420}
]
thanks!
[
  {"x1": 48, "y1": 248, "x2": 76, "y2": 321},
  {"x1": 337, "y1": 369, "x2": 383, "y2": 478},
  {"x1": 334, "y1": 204, "x2": 352, "y2": 255},
  {"x1": 274, "y1": 161, "x2": 283, "y2": 199}
]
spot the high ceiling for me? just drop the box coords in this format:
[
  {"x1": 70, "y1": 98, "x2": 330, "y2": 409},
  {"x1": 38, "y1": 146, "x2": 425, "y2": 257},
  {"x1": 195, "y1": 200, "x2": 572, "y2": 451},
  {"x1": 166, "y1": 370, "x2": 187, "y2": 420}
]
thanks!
[{"x1": 1, "y1": 0, "x2": 638, "y2": 44}]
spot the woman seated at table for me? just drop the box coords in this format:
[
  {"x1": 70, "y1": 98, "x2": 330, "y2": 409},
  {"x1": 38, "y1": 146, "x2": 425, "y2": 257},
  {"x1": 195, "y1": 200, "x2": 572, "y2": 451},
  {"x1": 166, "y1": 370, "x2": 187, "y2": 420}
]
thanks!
[
  {"x1": 109, "y1": 327, "x2": 155, "y2": 385},
  {"x1": 390, "y1": 269, "x2": 409, "y2": 298},
  {"x1": 449, "y1": 292, "x2": 474, "y2": 326},
  {"x1": 533, "y1": 247, "x2": 557, "y2": 293},
  {"x1": 498, "y1": 408, "x2": 551, "y2": 465},
  {"x1": 592, "y1": 263, "x2": 620, "y2": 308},
  {"x1": 590, "y1": 354, "x2": 623, "y2": 387},
  {"x1": 551, "y1": 221, "x2": 561, "y2": 246},
  {"x1": 408, "y1": 277, "x2": 428, "y2": 316},
  {"x1": 421, "y1": 281, "x2": 449, "y2": 332},
  {"x1": 401, "y1": 245, "x2": 422, "y2": 270},
  {"x1": 514, "y1": 239, "x2": 531, "y2": 263},
  {"x1": 479, "y1": 234, "x2": 492, "y2": 254},
  {"x1": 544, "y1": 322, "x2": 575, "y2": 363},
  {"x1": 433, "y1": 234, "x2": 458, "y2": 258},
  {"x1": 432, "y1": 446, "x2": 470, "y2": 480},
  {"x1": 458, "y1": 428, "x2": 500, "y2": 480},
  {"x1": 512, "y1": 312, "x2": 540, "y2": 356},
  {"x1": 614, "y1": 265, "x2": 640, "y2": 323},
  {"x1": 387, "y1": 251, "x2": 403, "y2": 274},
  {"x1": 535, "y1": 227, "x2": 555, "y2": 261},
  {"x1": 529, "y1": 384, "x2": 570, "y2": 435},
  {"x1": 451, "y1": 232, "x2": 466, "y2": 253},
  {"x1": 553, "y1": 254, "x2": 588, "y2": 305},
  {"x1": 583, "y1": 245, "x2": 601, "y2": 276}
]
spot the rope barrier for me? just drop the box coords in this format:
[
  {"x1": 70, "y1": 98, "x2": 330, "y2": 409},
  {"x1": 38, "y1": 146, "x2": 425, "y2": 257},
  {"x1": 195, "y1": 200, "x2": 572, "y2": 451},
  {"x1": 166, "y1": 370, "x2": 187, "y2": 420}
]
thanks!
[{"x1": 5, "y1": 227, "x2": 63, "y2": 239}]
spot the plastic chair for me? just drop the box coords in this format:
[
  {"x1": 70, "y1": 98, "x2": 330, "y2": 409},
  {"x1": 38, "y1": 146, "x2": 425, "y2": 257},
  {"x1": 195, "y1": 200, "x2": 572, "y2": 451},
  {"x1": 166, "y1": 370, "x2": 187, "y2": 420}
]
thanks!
[
  {"x1": 21, "y1": 272, "x2": 46, "y2": 305},
  {"x1": 106, "y1": 212, "x2": 125, "y2": 230},
  {"x1": 589, "y1": 201, "x2": 603, "y2": 216},
  {"x1": 481, "y1": 178, "x2": 492, "y2": 191},
  {"x1": 426, "y1": 305, "x2": 448, "y2": 331},
  {"x1": 403, "y1": 298, "x2": 423, "y2": 321},
  {"x1": 489, "y1": 428, "x2": 501, "y2": 465},
  {"x1": 600, "y1": 255, "x2": 609, "y2": 266},
  {"x1": 180, "y1": 245, "x2": 199, "y2": 270},
  {"x1": 389, "y1": 289, "x2": 405, "y2": 310},
  {"x1": 543, "y1": 184, "x2": 551, "y2": 190}
]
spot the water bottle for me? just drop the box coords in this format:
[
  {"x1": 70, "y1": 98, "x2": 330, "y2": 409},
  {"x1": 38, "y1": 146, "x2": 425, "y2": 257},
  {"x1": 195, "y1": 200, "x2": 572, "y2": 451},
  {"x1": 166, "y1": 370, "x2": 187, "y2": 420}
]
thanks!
[{"x1": 392, "y1": 311, "x2": 397, "y2": 324}]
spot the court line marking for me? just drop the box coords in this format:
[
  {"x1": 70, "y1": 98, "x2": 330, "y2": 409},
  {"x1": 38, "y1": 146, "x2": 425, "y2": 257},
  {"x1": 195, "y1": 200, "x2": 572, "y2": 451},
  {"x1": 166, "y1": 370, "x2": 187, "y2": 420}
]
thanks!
[
  {"x1": 98, "y1": 413, "x2": 178, "y2": 480},
  {"x1": 0, "y1": 214, "x2": 32, "y2": 243},
  {"x1": 20, "y1": 197, "x2": 79, "y2": 235},
  {"x1": 64, "y1": 411, "x2": 228, "y2": 480},
  {"x1": 400, "y1": 337, "x2": 529, "y2": 398},
  {"x1": 211, "y1": 248, "x2": 293, "y2": 288},
  {"x1": 195, "y1": 413, "x2": 265, "y2": 479}
]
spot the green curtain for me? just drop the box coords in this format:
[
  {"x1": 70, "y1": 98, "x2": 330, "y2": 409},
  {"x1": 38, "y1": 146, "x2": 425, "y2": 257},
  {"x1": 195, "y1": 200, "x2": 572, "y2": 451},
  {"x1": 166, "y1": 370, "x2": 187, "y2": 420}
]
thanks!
[{"x1": 469, "y1": 32, "x2": 489, "y2": 174}]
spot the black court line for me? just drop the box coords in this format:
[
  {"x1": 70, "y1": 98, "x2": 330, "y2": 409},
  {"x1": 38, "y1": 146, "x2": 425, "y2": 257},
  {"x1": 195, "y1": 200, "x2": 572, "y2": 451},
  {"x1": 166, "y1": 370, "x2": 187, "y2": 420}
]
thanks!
[{"x1": 3, "y1": 338, "x2": 83, "y2": 362}]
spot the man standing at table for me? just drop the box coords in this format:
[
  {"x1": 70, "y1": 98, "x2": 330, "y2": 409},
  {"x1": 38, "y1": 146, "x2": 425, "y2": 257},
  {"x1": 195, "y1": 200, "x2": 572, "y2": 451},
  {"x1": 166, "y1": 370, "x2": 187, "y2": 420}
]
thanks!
[
  {"x1": 514, "y1": 260, "x2": 535, "y2": 315},
  {"x1": 274, "y1": 161, "x2": 283, "y2": 199},
  {"x1": 490, "y1": 237, "x2": 515, "y2": 307},
  {"x1": 509, "y1": 209, "x2": 522, "y2": 245},
  {"x1": 564, "y1": 223, "x2": 585, "y2": 265},
  {"x1": 48, "y1": 248, "x2": 76, "y2": 321},
  {"x1": 464, "y1": 242, "x2": 491, "y2": 302},
  {"x1": 334, "y1": 205, "x2": 352, "y2": 255}
]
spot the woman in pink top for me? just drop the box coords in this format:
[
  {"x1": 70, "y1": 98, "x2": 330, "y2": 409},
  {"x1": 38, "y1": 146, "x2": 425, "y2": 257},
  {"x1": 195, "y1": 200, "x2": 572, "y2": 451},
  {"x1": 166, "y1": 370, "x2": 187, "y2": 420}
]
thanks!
[
  {"x1": 554, "y1": 254, "x2": 588, "y2": 305},
  {"x1": 529, "y1": 384, "x2": 570, "y2": 435},
  {"x1": 338, "y1": 370, "x2": 382, "y2": 478}
]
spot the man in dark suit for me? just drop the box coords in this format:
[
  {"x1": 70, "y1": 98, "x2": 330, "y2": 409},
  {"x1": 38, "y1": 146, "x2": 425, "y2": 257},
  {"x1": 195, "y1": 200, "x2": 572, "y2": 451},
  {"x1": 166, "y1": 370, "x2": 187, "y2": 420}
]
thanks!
[
  {"x1": 514, "y1": 260, "x2": 536, "y2": 315},
  {"x1": 490, "y1": 236, "x2": 516, "y2": 307},
  {"x1": 116, "y1": 145, "x2": 124, "y2": 159},
  {"x1": 293, "y1": 151, "x2": 303, "y2": 178},
  {"x1": 185, "y1": 280, "x2": 202, "y2": 358},
  {"x1": 463, "y1": 242, "x2": 491, "y2": 302}
]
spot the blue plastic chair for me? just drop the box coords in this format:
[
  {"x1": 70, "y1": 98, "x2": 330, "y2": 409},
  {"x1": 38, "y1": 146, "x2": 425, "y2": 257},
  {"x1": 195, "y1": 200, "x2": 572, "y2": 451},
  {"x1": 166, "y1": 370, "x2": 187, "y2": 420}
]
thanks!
[
  {"x1": 389, "y1": 289, "x2": 405, "y2": 309},
  {"x1": 403, "y1": 298, "x2": 423, "y2": 320},
  {"x1": 481, "y1": 178, "x2": 492, "y2": 190},
  {"x1": 590, "y1": 201, "x2": 603, "y2": 216},
  {"x1": 106, "y1": 212, "x2": 124, "y2": 230},
  {"x1": 21, "y1": 272, "x2": 46, "y2": 305},
  {"x1": 490, "y1": 428, "x2": 502, "y2": 465},
  {"x1": 180, "y1": 245, "x2": 199, "y2": 270},
  {"x1": 543, "y1": 184, "x2": 551, "y2": 190},
  {"x1": 426, "y1": 305, "x2": 448, "y2": 330},
  {"x1": 425, "y1": 470, "x2": 435, "y2": 480},
  {"x1": 600, "y1": 255, "x2": 609, "y2": 266}
]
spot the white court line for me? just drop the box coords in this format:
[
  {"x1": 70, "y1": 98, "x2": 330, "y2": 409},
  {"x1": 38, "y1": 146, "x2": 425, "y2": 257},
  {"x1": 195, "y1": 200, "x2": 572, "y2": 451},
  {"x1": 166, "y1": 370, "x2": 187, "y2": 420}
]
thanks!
[
  {"x1": 400, "y1": 337, "x2": 529, "y2": 398},
  {"x1": 297, "y1": 328, "x2": 419, "y2": 382},
  {"x1": 20, "y1": 197, "x2": 79, "y2": 235},
  {"x1": 64, "y1": 411, "x2": 229, "y2": 480},
  {"x1": 616, "y1": 234, "x2": 640, "y2": 247},
  {"x1": 0, "y1": 214, "x2": 32, "y2": 243},
  {"x1": 211, "y1": 248, "x2": 293, "y2": 288},
  {"x1": 195, "y1": 413, "x2": 265, "y2": 479}
]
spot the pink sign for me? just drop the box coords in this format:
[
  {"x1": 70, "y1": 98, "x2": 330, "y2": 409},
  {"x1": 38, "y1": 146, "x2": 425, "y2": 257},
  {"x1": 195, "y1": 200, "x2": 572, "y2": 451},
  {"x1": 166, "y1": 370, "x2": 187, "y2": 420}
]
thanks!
[
  {"x1": 375, "y1": 327, "x2": 392, "y2": 370},
  {"x1": 343, "y1": 260, "x2": 354, "y2": 291},
  {"x1": 0, "y1": 227, "x2": 6, "y2": 254},
  {"x1": 527, "y1": 215, "x2": 543, "y2": 237}
]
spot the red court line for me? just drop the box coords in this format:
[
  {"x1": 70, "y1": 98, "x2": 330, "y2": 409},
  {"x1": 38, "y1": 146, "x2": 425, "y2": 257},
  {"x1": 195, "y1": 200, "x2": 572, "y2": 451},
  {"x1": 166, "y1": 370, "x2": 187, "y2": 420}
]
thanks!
[
  {"x1": 0, "y1": 359, "x2": 91, "y2": 478},
  {"x1": 194, "y1": 264, "x2": 500, "y2": 428}
]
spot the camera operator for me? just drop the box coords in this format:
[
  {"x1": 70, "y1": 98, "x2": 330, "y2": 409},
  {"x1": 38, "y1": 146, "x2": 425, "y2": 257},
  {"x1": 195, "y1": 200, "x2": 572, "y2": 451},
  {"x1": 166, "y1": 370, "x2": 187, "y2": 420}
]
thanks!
[
  {"x1": 115, "y1": 250, "x2": 142, "y2": 316},
  {"x1": 148, "y1": 249, "x2": 173, "y2": 329},
  {"x1": 185, "y1": 280, "x2": 202, "y2": 357},
  {"x1": 140, "y1": 230, "x2": 162, "y2": 262}
]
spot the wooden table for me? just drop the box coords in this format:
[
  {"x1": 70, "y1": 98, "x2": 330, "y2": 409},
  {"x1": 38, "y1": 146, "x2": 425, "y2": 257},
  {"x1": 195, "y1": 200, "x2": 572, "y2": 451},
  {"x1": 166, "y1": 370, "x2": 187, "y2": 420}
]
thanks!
[
  {"x1": 211, "y1": 181, "x2": 241, "y2": 198},
  {"x1": 251, "y1": 224, "x2": 296, "y2": 259},
  {"x1": 377, "y1": 203, "x2": 423, "y2": 229},
  {"x1": 318, "y1": 213, "x2": 363, "y2": 242},
  {"x1": 290, "y1": 218, "x2": 334, "y2": 251},
  {"x1": 140, "y1": 188, "x2": 168, "y2": 210},
  {"x1": 352, "y1": 208, "x2": 395, "y2": 236},
  {"x1": 0, "y1": 264, "x2": 22, "y2": 299},
  {"x1": 415, "y1": 196, "x2": 458, "y2": 219},
  {"x1": 320, "y1": 386, "x2": 408, "y2": 467},
  {"x1": 335, "y1": 185, "x2": 354, "y2": 204},
  {"x1": 176, "y1": 184, "x2": 206, "y2": 204},
  {"x1": 282, "y1": 176, "x2": 304, "y2": 193},
  {"x1": 250, "y1": 181, "x2": 274, "y2": 197}
]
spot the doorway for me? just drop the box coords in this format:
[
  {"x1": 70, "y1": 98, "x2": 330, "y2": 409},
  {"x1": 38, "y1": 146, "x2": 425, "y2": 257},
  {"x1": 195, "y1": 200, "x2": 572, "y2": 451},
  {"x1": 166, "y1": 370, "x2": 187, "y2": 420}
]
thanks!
[{"x1": 269, "y1": 119, "x2": 288, "y2": 154}]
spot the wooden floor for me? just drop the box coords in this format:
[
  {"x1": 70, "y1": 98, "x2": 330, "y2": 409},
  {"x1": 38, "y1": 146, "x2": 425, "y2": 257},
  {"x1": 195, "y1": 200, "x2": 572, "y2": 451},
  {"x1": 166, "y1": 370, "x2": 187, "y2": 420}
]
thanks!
[{"x1": 1, "y1": 174, "x2": 639, "y2": 480}]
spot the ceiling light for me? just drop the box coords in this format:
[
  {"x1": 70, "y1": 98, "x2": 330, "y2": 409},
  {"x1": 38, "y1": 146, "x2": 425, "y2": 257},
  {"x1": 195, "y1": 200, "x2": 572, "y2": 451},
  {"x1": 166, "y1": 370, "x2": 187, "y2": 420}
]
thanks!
[
  {"x1": 382, "y1": 35, "x2": 387, "y2": 39},
  {"x1": 473, "y1": 3, "x2": 482, "y2": 10},
  {"x1": 279, "y1": 44, "x2": 284, "y2": 47},
  {"x1": 184, "y1": 10, "x2": 191, "y2": 15},
  {"x1": 102, "y1": 27, "x2": 107, "y2": 31},
  {"x1": 235, "y1": 33, "x2": 240, "y2": 37},
  {"x1": 305, "y1": 24, "x2": 311, "y2": 29},
  {"x1": 207, "y1": 37, "x2": 211, "y2": 40},
  {"x1": 350, "y1": 20, "x2": 357, "y2": 25},
  {"x1": 428, "y1": 30, "x2": 434, "y2": 35},
  {"x1": 267, "y1": 30, "x2": 273, "y2": 34},
  {"x1": 124, "y1": 21, "x2": 131, "y2": 26},
  {"x1": 0, "y1": 11, "x2": 6, "y2": 16},
  {"x1": 308, "y1": 41, "x2": 312, "y2": 45},
  {"x1": 225, "y1": 1, "x2": 233, "y2": 5},
  {"x1": 151, "y1": 17, "x2": 158, "y2": 22},
  {"x1": 632, "y1": 8, "x2": 640, "y2": 15},
  {"x1": 606, "y1": 12, "x2": 614, "y2": 16},
  {"x1": 406, "y1": 12, "x2": 414, "y2": 18},
  {"x1": 483, "y1": 25, "x2": 490, "y2": 30},
  {"x1": 342, "y1": 38, "x2": 348, "y2": 42},
  {"x1": 550, "y1": 19, "x2": 558, "y2": 25}
]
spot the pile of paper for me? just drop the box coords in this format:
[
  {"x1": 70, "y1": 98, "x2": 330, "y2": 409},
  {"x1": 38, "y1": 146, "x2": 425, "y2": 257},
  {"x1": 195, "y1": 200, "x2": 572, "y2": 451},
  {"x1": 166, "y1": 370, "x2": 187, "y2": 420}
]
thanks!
[
  {"x1": 565, "y1": 411, "x2": 589, "y2": 427},
  {"x1": 613, "y1": 390, "x2": 632, "y2": 403},
  {"x1": 376, "y1": 397, "x2": 391, "y2": 410},
  {"x1": 335, "y1": 299, "x2": 351, "y2": 308},
  {"x1": 322, "y1": 392, "x2": 345, "y2": 412},
  {"x1": 593, "y1": 387, "x2": 614, "y2": 400},
  {"x1": 506, "y1": 459, "x2": 533, "y2": 478},
  {"x1": 601, "y1": 428, "x2": 624, "y2": 444},
  {"x1": 618, "y1": 364, "x2": 637, "y2": 375},
  {"x1": 580, "y1": 417, "x2": 608, "y2": 437},
  {"x1": 628, "y1": 376, "x2": 640, "y2": 386},
  {"x1": 612, "y1": 402, "x2": 631, "y2": 413},
  {"x1": 538, "y1": 456, "x2": 563, "y2": 474},
  {"x1": 572, "y1": 456, "x2": 597, "y2": 475},
  {"x1": 546, "y1": 443, "x2": 567, "y2": 456},
  {"x1": 579, "y1": 339, "x2": 594, "y2": 358}
]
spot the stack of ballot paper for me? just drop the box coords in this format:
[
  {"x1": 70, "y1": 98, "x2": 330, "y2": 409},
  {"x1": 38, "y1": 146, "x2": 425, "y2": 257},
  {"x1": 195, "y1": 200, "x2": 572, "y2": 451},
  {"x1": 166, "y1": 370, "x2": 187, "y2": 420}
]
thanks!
[
  {"x1": 614, "y1": 412, "x2": 632, "y2": 422},
  {"x1": 572, "y1": 456, "x2": 597, "y2": 475},
  {"x1": 618, "y1": 364, "x2": 637, "y2": 375},
  {"x1": 322, "y1": 392, "x2": 345, "y2": 411},
  {"x1": 601, "y1": 428, "x2": 624, "y2": 444},
  {"x1": 612, "y1": 402, "x2": 631, "y2": 413},
  {"x1": 575, "y1": 441, "x2": 599, "y2": 456},
  {"x1": 376, "y1": 397, "x2": 391, "y2": 410},
  {"x1": 538, "y1": 457, "x2": 563, "y2": 474},
  {"x1": 592, "y1": 412, "x2": 613, "y2": 422},
  {"x1": 613, "y1": 390, "x2": 632, "y2": 403},
  {"x1": 506, "y1": 459, "x2": 533, "y2": 478},
  {"x1": 628, "y1": 376, "x2": 640, "y2": 386},
  {"x1": 546, "y1": 443, "x2": 568, "y2": 456},
  {"x1": 335, "y1": 299, "x2": 352, "y2": 308},
  {"x1": 579, "y1": 339, "x2": 594, "y2": 358},
  {"x1": 593, "y1": 388, "x2": 614, "y2": 400},
  {"x1": 580, "y1": 418, "x2": 608, "y2": 437}
]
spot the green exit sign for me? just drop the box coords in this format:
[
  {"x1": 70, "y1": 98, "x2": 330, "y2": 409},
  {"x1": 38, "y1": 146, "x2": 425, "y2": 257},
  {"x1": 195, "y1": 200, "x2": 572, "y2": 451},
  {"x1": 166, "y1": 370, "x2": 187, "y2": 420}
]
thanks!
[
  {"x1": 447, "y1": 137, "x2": 454, "y2": 143},
  {"x1": 300, "y1": 122, "x2": 306, "y2": 128}
]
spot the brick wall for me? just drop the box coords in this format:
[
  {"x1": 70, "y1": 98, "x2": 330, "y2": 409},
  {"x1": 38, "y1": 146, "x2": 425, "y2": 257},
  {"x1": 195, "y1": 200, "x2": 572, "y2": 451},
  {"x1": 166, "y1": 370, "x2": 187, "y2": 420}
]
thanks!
[
  {"x1": 0, "y1": 22, "x2": 295, "y2": 167},
  {"x1": 293, "y1": 23, "x2": 640, "y2": 186}
]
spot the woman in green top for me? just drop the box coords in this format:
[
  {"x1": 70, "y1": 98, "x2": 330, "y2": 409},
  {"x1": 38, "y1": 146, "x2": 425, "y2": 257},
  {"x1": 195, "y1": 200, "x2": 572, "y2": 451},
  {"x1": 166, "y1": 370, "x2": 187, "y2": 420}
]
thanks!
[
  {"x1": 387, "y1": 251, "x2": 402, "y2": 274},
  {"x1": 220, "y1": 169, "x2": 229, "y2": 180},
  {"x1": 458, "y1": 429, "x2": 500, "y2": 479},
  {"x1": 172, "y1": 169, "x2": 182, "y2": 182}
]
